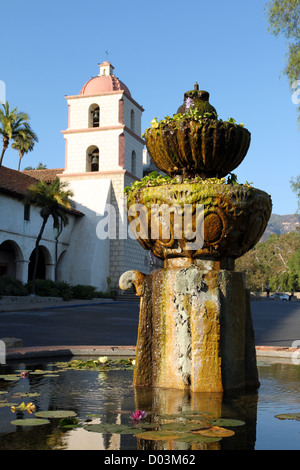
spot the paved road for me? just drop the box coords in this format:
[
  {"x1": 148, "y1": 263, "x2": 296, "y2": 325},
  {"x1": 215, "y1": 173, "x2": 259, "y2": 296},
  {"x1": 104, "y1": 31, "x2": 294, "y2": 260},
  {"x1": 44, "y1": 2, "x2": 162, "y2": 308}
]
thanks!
[
  {"x1": 0, "y1": 300, "x2": 299, "y2": 348},
  {"x1": 0, "y1": 302, "x2": 140, "y2": 348},
  {"x1": 251, "y1": 300, "x2": 300, "y2": 347}
]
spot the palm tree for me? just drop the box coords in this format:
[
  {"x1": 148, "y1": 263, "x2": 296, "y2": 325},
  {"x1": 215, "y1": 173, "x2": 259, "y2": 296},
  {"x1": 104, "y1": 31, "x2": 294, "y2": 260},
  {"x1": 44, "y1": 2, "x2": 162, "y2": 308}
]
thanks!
[
  {"x1": 12, "y1": 127, "x2": 38, "y2": 171},
  {"x1": 25, "y1": 178, "x2": 74, "y2": 295},
  {"x1": 0, "y1": 101, "x2": 30, "y2": 167}
]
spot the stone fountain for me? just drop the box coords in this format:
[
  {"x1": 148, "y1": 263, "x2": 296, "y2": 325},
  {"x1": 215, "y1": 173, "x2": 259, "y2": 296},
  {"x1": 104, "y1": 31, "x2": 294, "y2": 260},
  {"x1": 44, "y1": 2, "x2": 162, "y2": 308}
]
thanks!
[{"x1": 120, "y1": 85, "x2": 272, "y2": 393}]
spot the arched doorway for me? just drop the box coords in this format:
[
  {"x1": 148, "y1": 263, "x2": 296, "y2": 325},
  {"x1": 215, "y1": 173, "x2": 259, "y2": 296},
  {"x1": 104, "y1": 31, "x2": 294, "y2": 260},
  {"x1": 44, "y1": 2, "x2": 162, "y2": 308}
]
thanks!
[
  {"x1": 0, "y1": 240, "x2": 22, "y2": 278},
  {"x1": 28, "y1": 245, "x2": 52, "y2": 281}
]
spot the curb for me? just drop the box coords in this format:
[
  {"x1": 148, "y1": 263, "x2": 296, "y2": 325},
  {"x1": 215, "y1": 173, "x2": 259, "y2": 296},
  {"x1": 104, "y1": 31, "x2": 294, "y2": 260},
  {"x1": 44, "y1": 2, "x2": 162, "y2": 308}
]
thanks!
[
  {"x1": 5, "y1": 345, "x2": 137, "y2": 360},
  {"x1": 0, "y1": 299, "x2": 118, "y2": 313},
  {"x1": 3, "y1": 345, "x2": 299, "y2": 363},
  {"x1": 255, "y1": 345, "x2": 299, "y2": 360}
]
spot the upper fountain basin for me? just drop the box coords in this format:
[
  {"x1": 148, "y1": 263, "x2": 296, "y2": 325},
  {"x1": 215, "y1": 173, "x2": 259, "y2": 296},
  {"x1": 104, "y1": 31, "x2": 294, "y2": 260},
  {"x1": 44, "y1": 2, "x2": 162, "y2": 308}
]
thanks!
[{"x1": 144, "y1": 119, "x2": 251, "y2": 179}]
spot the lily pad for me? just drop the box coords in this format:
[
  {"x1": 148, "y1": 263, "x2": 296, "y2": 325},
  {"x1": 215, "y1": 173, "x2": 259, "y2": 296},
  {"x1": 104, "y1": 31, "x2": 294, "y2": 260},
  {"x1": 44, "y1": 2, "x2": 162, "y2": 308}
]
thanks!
[
  {"x1": 160, "y1": 421, "x2": 211, "y2": 433},
  {"x1": 29, "y1": 371, "x2": 48, "y2": 375},
  {"x1": 11, "y1": 418, "x2": 50, "y2": 426},
  {"x1": 35, "y1": 410, "x2": 77, "y2": 419},
  {"x1": 0, "y1": 391, "x2": 8, "y2": 395},
  {"x1": 194, "y1": 426, "x2": 235, "y2": 438},
  {"x1": 13, "y1": 392, "x2": 41, "y2": 398},
  {"x1": 180, "y1": 410, "x2": 212, "y2": 416},
  {"x1": 135, "y1": 430, "x2": 181, "y2": 441},
  {"x1": 0, "y1": 375, "x2": 20, "y2": 381},
  {"x1": 0, "y1": 402, "x2": 18, "y2": 408},
  {"x1": 275, "y1": 413, "x2": 300, "y2": 421},
  {"x1": 84, "y1": 423, "x2": 137, "y2": 434},
  {"x1": 174, "y1": 432, "x2": 221, "y2": 444},
  {"x1": 212, "y1": 418, "x2": 245, "y2": 427}
]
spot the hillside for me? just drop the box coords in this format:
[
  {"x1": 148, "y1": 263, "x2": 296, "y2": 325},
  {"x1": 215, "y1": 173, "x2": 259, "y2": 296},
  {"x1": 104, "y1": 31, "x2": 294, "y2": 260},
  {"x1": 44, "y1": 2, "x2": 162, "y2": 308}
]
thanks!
[{"x1": 260, "y1": 213, "x2": 300, "y2": 241}]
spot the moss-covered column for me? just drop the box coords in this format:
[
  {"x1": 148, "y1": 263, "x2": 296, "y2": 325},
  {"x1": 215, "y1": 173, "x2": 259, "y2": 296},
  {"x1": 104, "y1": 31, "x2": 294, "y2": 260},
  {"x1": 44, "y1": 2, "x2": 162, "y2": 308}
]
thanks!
[{"x1": 120, "y1": 265, "x2": 259, "y2": 393}]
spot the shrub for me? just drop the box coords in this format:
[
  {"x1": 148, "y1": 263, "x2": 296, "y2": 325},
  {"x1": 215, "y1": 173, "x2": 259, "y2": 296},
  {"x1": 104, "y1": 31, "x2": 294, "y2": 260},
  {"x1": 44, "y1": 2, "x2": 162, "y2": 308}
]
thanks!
[
  {"x1": 0, "y1": 275, "x2": 28, "y2": 296},
  {"x1": 71, "y1": 284, "x2": 97, "y2": 300},
  {"x1": 26, "y1": 279, "x2": 57, "y2": 297},
  {"x1": 52, "y1": 281, "x2": 73, "y2": 301},
  {"x1": 26, "y1": 279, "x2": 73, "y2": 300}
]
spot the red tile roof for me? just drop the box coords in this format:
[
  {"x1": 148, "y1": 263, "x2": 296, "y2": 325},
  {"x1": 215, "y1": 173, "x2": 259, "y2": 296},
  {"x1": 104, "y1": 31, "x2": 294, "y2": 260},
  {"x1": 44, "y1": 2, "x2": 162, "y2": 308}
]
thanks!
[
  {"x1": 0, "y1": 165, "x2": 38, "y2": 198},
  {"x1": 22, "y1": 168, "x2": 64, "y2": 182},
  {"x1": 0, "y1": 166, "x2": 83, "y2": 216}
]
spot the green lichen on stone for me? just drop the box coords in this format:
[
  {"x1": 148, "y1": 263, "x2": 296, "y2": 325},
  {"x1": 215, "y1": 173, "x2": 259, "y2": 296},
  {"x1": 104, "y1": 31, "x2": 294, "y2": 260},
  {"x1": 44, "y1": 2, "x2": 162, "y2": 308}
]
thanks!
[
  {"x1": 126, "y1": 178, "x2": 255, "y2": 213},
  {"x1": 124, "y1": 171, "x2": 252, "y2": 196}
]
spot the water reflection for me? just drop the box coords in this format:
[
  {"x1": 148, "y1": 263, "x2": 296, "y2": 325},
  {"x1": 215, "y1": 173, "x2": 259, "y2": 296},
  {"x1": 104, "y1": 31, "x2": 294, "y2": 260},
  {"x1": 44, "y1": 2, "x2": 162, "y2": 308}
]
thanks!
[
  {"x1": 133, "y1": 387, "x2": 257, "y2": 450},
  {"x1": 0, "y1": 360, "x2": 299, "y2": 450}
]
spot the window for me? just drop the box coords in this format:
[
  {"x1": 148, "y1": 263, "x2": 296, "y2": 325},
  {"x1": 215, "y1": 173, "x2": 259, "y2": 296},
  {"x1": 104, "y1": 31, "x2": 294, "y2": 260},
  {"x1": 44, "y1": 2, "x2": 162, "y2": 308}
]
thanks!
[
  {"x1": 131, "y1": 150, "x2": 136, "y2": 175},
  {"x1": 130, "y1": 109, "x2": 135, "y2": 131},
  {"x1": 24, "y1": 204, "x2": 30, "y2": 221}
]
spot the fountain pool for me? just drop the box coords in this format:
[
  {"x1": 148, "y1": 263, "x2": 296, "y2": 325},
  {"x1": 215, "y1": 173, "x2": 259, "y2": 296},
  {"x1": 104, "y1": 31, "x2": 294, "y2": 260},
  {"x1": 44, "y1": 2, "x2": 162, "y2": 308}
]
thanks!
[{"x1": 0, "y1": 357, "x2": 299, "y2": 450}]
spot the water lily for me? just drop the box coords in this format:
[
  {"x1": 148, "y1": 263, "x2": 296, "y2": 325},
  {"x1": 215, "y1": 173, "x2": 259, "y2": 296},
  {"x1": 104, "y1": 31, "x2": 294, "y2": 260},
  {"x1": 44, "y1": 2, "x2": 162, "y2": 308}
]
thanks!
[
  {"x1": 130, "y1": 410, "x2": 147, "y2": 421},
  {"x1": 25, "y1": 403, "x2": 35, "y2": 414},
  {"x1": 98, "y1": 356, "x2": 108, "y2": 364},
  {"x1": 11, "y1": 402, "x2": 35, "y2": 414},
  {"x1": 20, "y1": 371, "x2": 28, "y2": 378}
]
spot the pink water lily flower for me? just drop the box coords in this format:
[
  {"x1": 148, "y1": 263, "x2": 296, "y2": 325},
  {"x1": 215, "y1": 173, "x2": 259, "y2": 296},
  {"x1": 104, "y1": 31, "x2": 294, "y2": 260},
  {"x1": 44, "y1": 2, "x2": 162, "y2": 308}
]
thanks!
[{"x1": 130, "y1": 410, "x2": 147, "y2": 421}]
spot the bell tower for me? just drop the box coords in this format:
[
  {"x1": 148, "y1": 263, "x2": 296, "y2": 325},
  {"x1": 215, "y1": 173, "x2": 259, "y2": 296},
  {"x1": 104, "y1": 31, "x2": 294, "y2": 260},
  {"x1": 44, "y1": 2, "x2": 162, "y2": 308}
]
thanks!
[
  {"x1": 59, "y1": 63, "x2": 149, "y2": 293},
  {"x1": 62, "y1": 61, "x2": 144, "y2": 177}
]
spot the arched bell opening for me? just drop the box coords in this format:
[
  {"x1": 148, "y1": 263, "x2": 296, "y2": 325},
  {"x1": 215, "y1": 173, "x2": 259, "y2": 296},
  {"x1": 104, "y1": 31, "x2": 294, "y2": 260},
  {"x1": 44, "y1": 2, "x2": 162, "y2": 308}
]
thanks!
[
  {"x1": 86, "y1": 145, "x2": 99, "y2": 172},
  {"x1": 88, "y1": 104, "x2": 100, "y2": 128}
]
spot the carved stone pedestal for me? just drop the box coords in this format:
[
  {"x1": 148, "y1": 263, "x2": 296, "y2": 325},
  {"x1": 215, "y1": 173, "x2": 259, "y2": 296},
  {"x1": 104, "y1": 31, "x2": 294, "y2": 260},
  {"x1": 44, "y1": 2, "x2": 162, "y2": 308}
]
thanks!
[{"x1": 120, "y1": 264, "x2": 259, "y2": 393}]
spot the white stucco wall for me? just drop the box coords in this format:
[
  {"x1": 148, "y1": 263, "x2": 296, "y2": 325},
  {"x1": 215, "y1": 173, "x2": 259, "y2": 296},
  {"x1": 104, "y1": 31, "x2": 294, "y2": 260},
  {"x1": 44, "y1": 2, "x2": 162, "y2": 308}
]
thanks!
[
  {"x1": 0, "y1": 193, "x2": 77, "y2": 284},
  {"x1": 58, "y1": 177, "x2": 111, "y2": 292},
  {"x1": 123, "y1": 95, "x2": 143, "y2": 136},
  {"x1": 67, "y1": 93, "x2": 122, "y2": 129},
  {"x1": 64, "y1": 128, "x2": 122, "y2": 173}
]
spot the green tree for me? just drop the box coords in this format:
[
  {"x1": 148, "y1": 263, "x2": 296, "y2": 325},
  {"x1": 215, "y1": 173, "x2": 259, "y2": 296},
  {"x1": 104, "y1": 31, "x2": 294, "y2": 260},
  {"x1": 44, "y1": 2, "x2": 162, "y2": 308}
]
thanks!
[
  {"x1": 265, "y1": 0, "x2": 300, "y2": 121},
  {"x1": 290, "y1": 175, "x2": 300, "y2": 211},
  {"x1": 0, "y1": 101, "x2": 30, "y2": 167},
  {"x1": 288, "y1": 248, "x2": 300, "y2": 275},
  {"x1": 25, "y1": 178, "x2": 74, "y2": 295},
  {"x1": 12, "y1": 127, "x2": 38, "y2": 171},
  {"x1": 24, "y1": 162, "x2": 47, "y2": 170},
  {"x1": 236, "y1": 232, "x2": 300, "y2": 291}
]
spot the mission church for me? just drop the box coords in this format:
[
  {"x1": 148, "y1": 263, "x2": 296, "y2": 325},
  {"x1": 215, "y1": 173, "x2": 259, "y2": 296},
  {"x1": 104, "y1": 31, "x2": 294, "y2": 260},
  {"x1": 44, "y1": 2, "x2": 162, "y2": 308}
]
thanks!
[{"x1": 0, "y1": 61, "x2": 158, "y2": 294}]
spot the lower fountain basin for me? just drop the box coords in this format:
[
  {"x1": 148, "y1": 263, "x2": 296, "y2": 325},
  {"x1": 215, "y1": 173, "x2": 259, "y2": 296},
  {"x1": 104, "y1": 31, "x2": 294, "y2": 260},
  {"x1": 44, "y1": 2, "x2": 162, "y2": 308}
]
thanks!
[
  {"x1": 126, "y1": 181, "x2": 272, "y2": 262},
  {"x1": 0, "y1": 357, "x2": 299, "y2": 450}
]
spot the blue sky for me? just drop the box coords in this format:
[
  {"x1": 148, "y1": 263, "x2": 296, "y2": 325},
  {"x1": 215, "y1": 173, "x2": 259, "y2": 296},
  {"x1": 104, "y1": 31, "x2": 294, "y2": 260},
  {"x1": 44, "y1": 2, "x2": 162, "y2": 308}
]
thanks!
[{"x1": 1, "y1": 0, "x2": 299, "y2": 215}]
